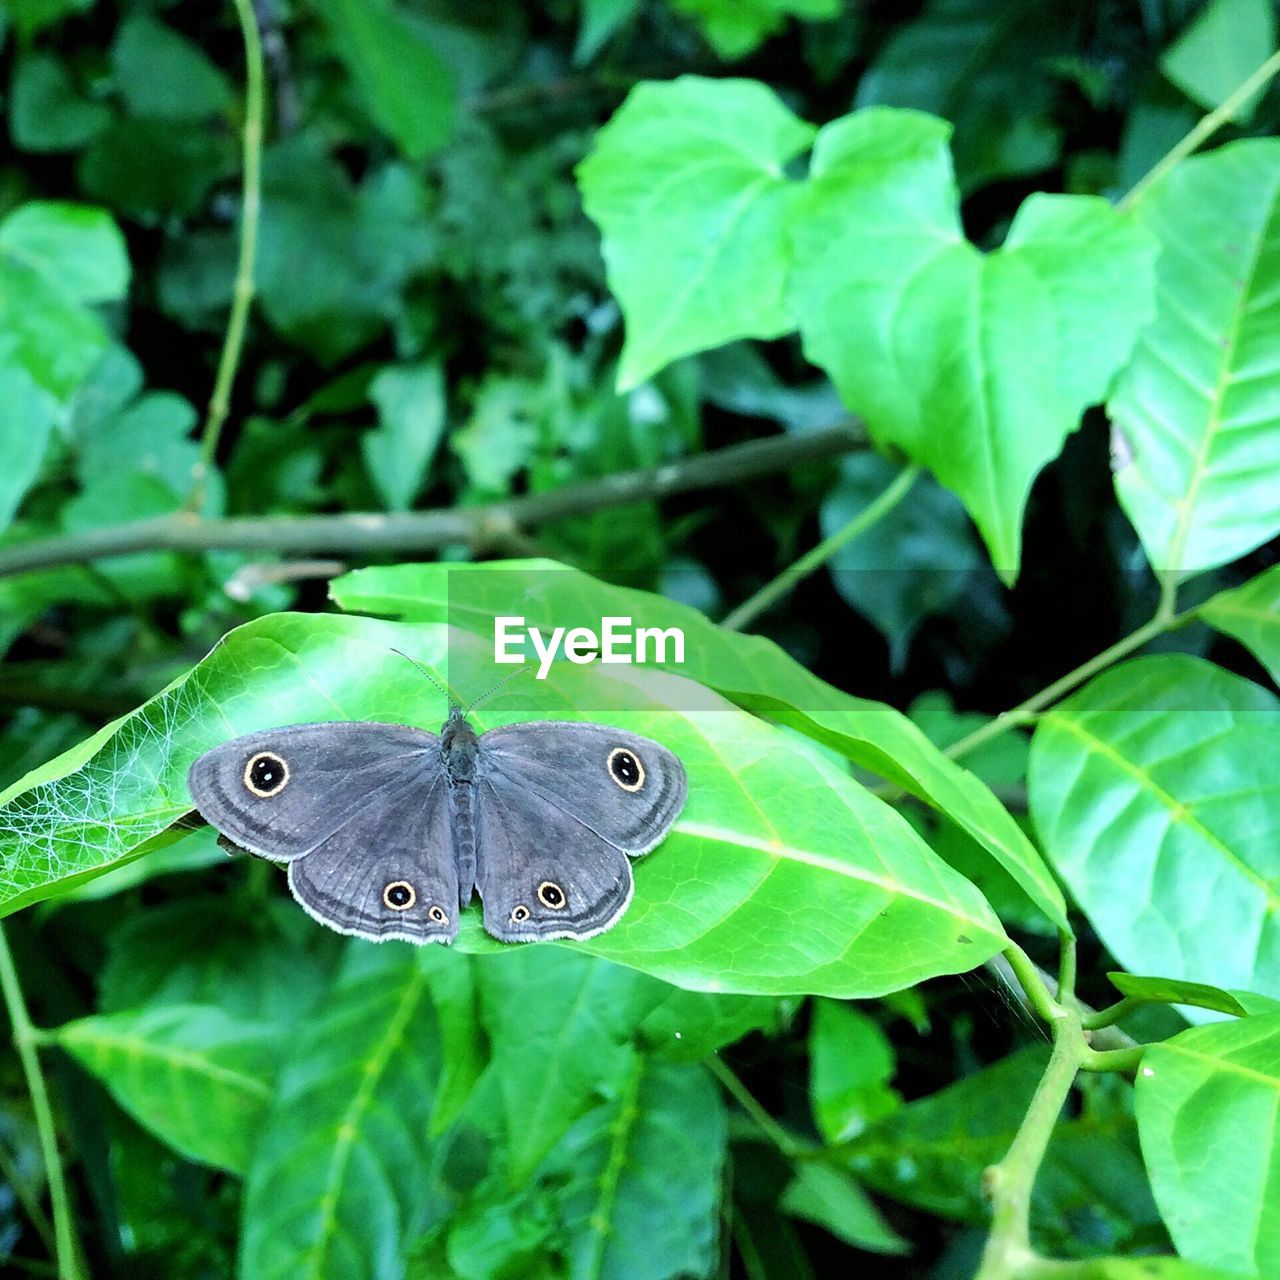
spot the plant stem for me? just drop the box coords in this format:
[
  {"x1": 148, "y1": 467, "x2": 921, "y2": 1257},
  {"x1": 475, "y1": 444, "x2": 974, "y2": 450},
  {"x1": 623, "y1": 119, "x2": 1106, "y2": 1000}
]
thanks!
[
  {"x1": 0, "y1": 926, "x2": 82, "y2": 1280},
  {"x1": 1118, "y1": 47, "x2": 1280, "y2": 211},
  {"x1": 705, "y1": 1056, "x2": 807, "y2": 1160},
  {"x1": 721, "y1": 464, "x2": 919, "y2": 632},
  {"x1": 0, "y1": 423, "x2": 864, "y2": 580},
  {"x1": 976, "y1": 1003, "x2": 1083, "y2": 1280},
  {"x1": 189, "y1": 0, "x2": 265, "y2": 511},
  {"x1": 945, "y1": 613, "x2": 1172, "y2": 761}
]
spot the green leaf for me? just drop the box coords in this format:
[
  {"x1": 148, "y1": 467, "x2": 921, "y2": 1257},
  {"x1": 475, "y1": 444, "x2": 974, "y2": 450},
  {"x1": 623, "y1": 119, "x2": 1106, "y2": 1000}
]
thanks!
[
  {"x1": 0, "y1": 201, "x2": 128, "y2": 403},
  {"x1": 577, "y1": 76, "x2": 815, "y2": 391},
  {"x1": 789, "y1": 108, "x2": 1157, "y2": 578},
  {"x1": 547, "y1": 1058, "x2": 726, "y2": 1280},
  {"x1": 0, "y1": 368, "x2": 57, "y2": 533},
  {"x1": 854, "y1": 0, "x2": 1067, "y2": 190},
  {"x1": 575, "y1": 0, "x2": 638, "y2": 62},
  {"x1": 112, "y1": 14, "x2": 233, "y2": 122},
  {"x1": 849, "y1": 1049, "x2": 1160, "y2": 1252},
  {"x1": 256, "y1": 142, "x2": 434, "y2": 363},
  {"x1": 315, "y1": 0, "x2": 456, "y2": 161},
  {"x1": 1046, "y1": 1260, "x2": 1257, "y2": 1279},
  {"x1": 331, "y1": 559, "x2": 1068, "y2": 932},
  {"x1": 1108, "y1": 140, "x2": 1280, "y2": 576},
  {"x1": 2, "y1": 0, "x2": 92, "y2": 39},
  {"x1": 0, "y1": 200, "x2": 129, "y2": 304},
  {"x1": 417, "y1": 950, "x2": 487, "y2": 1137},
  {"x1": 779, "y1": 1162, "x2": 908, "y2": 1254},
  {"x1": 10, "y1": 52, "x2": 112, "y2": 153},
  {"x1": 363, "y1": 361, "x2": 446, "y2": 511},
  {"x1": 1136, "y1": 1012, "x2": 1280, "y2": 1275},
  {"x1": 0, "y1": 610, "x2": 1004, "y2": 998},
  {"x1": 54, "y1": 1004, "x2": 280, "y2": 1175},
  {"x1": 1160, "y1": 0, "x2": 1276, "y2": 122},
  {"x1": 1107, "y1": 972, "x2": 1249, "y2": 1019},
  {"x1": 78, "y1": 117, "x2": 234, "y2": 219},
  {"x1": 671, "y1": 0, "x2": 838, "y2": 60},
  {"x1": 808, "y1": 999, "x2": 897, "y2": 1144},
  {"x1": 821, "y1": 454, "x2": 982, "y2": 671},
  {"x1": 1029, "y1": 655, "x2": 1280, "y2": 999},
  {"x1": 1199, "y1": 567, "x2": 1280, "y2": 684},
  {"x1": 477, "y1": 949, "x2": 680, "y2": 1181},
  {"x1": 240, "y1": 945, "x2": 441, "y2": 1280}
]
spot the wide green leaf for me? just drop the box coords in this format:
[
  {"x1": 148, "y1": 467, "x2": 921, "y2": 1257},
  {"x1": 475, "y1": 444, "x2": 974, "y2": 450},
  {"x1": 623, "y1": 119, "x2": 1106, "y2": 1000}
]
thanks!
[
  {"x1": 1108, "y1": 140, "x2": 1280, "y2": 576},
  {"x1": 55, "y1": 1004, "x2": 280, "y2": 1175},
  {"x1": 240, "y1": 945, "x2": 441, "y2": 1280},
  {"x1": 331, "y1": 558, "x2": 1067, "y2": 931},
  {"x1": 315, "y1": 0, "x2": 456, "y2": 161},
  {"x1": 112, "y1": 13, "x2": 233, "y2": 122},
  {"x1": 1136, "y1": 1012, "x2": 1280, "y2": 1276},
  {"x1": 0, "y1": 609, "x2": 1004, "y2": 998},
  {"x1": 789, "y1": 108, "x2": 1156, "y2": 578},
  {"x1": 547, "y1": 1058, "x2": 726, "y2": 1280},
  {"x1": 1160, "y1": 0, "x2": 1276, "y2": 122},
  {"x1": 1199, "y1": 567, "x2": 1280, "y2": 684},
  {"x1": 1029, "y1": 655, "x2": 1280, "y2": 998},
  {"x1": 577, "y1": 76, "x2": 815, "y2": 390}
]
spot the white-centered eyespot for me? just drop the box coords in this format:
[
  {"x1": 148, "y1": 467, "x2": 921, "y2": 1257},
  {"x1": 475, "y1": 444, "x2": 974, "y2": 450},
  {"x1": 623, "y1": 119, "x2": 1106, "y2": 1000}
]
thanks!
[
  {"x1": 244, "y1": 751, "x2": 289, "y2": 797},
  {"x1": 383, "y1": 881, "x2": 416, "y2": 911},
  {"x1": 511, "y1": 904, "x2": 531, "y2": 923},
  {"x1": 537, "y1": 881, "x2": 567, "y2": 910},
  {"x1": 607, "y1": 746, "x2": 644, "y2": 792},
  {"x1": 428, "y1": 904, "x2": 448, "y2": 925}
]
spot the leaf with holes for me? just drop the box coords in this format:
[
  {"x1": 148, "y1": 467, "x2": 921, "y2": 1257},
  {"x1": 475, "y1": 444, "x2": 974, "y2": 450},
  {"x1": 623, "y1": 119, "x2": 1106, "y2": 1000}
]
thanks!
[
  {"x1": 1199, "y1": 566, "x2": 1280, "y2": 684},
  {"x1": 789, "y1": 108, "x2": 1156, "y2": 579},
  {"x1": 1029, "y1": 655, "x2": 1280, "y2": 998},
  {"x1": 331, "y1": 558, "x2": 1067, "y2": 933},
  {"x1": 1109, "y1": 140, "x2": 1280, "y2": 576},
  {"x1": 1136, "y1": 1012, "x2": 1280, "y2": 1276},
  {"x1": 54, "y1": 1005, "x2": 281, "y2": 1175},
  {"x1": 0, "y1": 608, "x2": 1004, "y2": 998},
  {"x1": 240, "y1": 944, "x2": 441, "y2": 1280},
  {"x1": 577, "y1": 76, "x2": 815, "y2": 390}
]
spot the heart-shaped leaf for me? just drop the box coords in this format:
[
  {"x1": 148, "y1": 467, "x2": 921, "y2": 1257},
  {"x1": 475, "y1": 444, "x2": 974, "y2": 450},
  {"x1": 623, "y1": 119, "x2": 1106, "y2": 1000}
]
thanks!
[
  {"x1": 789, "y1": 108, "x2": 1157, "y2": 578},
  {"x1": 577, "y1": 76, "x2": 815, "y2": 390},
  {"x1": 1108, "y1": 140, "x2": 1280, "y2": 576},
  {"x1": 1029, "y1": 655, "x2": 1280, "y2": 998}
]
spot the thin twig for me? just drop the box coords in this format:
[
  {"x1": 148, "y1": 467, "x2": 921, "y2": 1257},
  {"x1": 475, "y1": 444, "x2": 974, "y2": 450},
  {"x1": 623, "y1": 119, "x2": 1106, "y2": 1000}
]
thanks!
[
  {"x1": 0, "y1": 423, "x2": 865, "y2": 581},
  {"x1": 189, "y1": 0, "x2": 265, "y2": 511},
  {"x1": 0, "y1": 926, "x2": 83, "y2": 1280},
  {"x1": 1118, "y1": 48, "x2": 1280, "y2": 211},
  {"x1": 721, "y1": 463, "x2": 919, "y2": 632}
]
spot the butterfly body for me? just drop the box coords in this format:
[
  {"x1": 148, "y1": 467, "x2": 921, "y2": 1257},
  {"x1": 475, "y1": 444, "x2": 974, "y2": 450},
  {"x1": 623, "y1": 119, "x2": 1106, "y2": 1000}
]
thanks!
[{"x1": 187, "y1": 707, "x2": 686, "y2": 946}]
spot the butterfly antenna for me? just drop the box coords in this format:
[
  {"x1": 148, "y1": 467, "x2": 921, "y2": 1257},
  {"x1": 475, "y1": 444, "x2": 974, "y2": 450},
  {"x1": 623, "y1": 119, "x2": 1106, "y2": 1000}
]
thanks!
[
  {"x1": 388, "y1": 648, "x2": 455, "y2": 705},
  {"x1": 465, "y1": 664, "x2": 532, "y2": 716}
]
